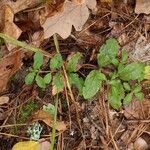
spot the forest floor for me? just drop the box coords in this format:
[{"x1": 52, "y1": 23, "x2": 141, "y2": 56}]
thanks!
[{"x1": 0, "y1": 0, "x2": 150, "y2": 150}]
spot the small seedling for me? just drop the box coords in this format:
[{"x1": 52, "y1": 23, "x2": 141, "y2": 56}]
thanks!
[
  {"x1": 25, "y1": 51, "x2": 84, "y2": 95},
  {"x1": 83, "y1": 38, "x2": 145, "y2": 109}
]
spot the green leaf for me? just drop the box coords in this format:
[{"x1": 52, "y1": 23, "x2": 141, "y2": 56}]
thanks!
[
  {"x1": 33, "y1": 52, "x2": 43, "y2": 70},
  {"x1": 53, "y1": 73, "x2": 64, "y2": 91},
  {"x1": 123, "y1": 82, "x2": 131, "y2": 91},
  {"x1": 43, "y1": 103, "x2": 55, "y2": 117},
  {"x1": 67, "y1": 52, "x2": 82, "y2": 72},
  {"x1": 121, "y1": 50, "x2": 128, "y2": 63},
  {"x1": 144, "y1": 66, "x2": 150, "y2": 79},
  {"x1": 97, "y1": 38, "x2": 119, "y2": 67},
  {"x1": 118, "y1": 62, "x2": 145, "y2": 81},
  {"x1": 109, "y1": 71, "x2": 118, "y2": 80},
  {"x1": 83, "y1": 70, "x2": 106, "y2": 99},
  {"x1": 111, "y1": 58, "x2": 119, "y2": 66},
  {"x1": 123, "y1": 93, "x2": 133, "y2": 105},
  {"x1": 135, "y1": 92, "x2": 144, "y2": 100},
  {"x1": 118, "y1": 63, "x2": 125, "y2": 73},
  {"x1": 108, "y1": 80, "x2": 125, "y2": 109},
  {"x1": 133, "y1": 84, "x2": 142, "y2": 93},
  {"x1": 68, "y1": 73, "x2": 84, "y2": 95},
  {"x1": 25, "y1": 72, "x2": 36, "y2": 84},
  {"x1": 43, "y1": 73, "x2": 52, "y2": 84},
  {"x1": 50, "y1": 53, "x2": 63, "y2": 69},
  {"x1": 35, "y1": 75, "x2": 46, "y2": 88}
]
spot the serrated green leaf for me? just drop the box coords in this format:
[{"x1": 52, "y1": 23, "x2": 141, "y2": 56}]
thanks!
[
  {"x1": 118, "y1": 62, "x2": 145, "y2": 81},
  {"x1": 67, "y1": 52, "x2": 82, "y2": 72},
  {"x1": 123, "y1": 82, "x2": 131, "y2": 91},
  {"x1": 97, "y1": 38, "x2": 119, "y2": 67},
  {"x1": 43, "y1": 103, "x2": 55, "y2": 117},
  {"x1": 144, "y1": 66, "x2": 150, "y2": 79},
  {"x1": 35, "y1": 75, "x2": 46, "y2": 88},
  {"x1": 43, "y1": 73, "x2": 52, "y2": 84},
  {"x1": 123, "y1": 93, "x2": 133, "y2": 105},
  {"x1": 25, "y1": 72, "x2": 36, "y2": 84},
  {"x1": 33, "y1": 52, "x2": 43, "y2": 70},
  {"x1": 121, "y1": 50, "x2": 128, "y2": 63},
  {"x1": 83, "y1": 70, "x2": 106, "y2": 99},
  {"x1": 50, "y1": 53, "x2": 63, "y2": 69},
  {"x1": 108, "y1": 80, "x2": 125, "y2": 109},
  {"x1": 135, "y1": 92, "x2": 144, "y2": 100},
  {"x1": 53, "y1": 73, "x2": 64, "y2": 91},
  {"x1": 68, "y1": 73, "x2": 84, "y2": 95}
]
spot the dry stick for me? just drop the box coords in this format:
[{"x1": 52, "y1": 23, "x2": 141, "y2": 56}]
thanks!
[
  {"x1": 0, "y1": 124, "x2": 28, "y2": 128},
  {"x1": 64, "y1": 80, "x2": 72, "y2": 131},
  {"x1": 109, "y1": 129, "x2": 119, "y2": 150},
  {"x1": 0, "y1": 132, "x2": 29, "y2": 140},
  {"x1": 106, "y1": 118, "x2": 124, "y2": 147},
  {"x1": 53, "y1": 34, "x2": 84, "y2": 140}
]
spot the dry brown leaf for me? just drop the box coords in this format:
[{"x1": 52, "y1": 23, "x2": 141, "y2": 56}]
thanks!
[
  {"x1": 0, "y1": 50, "x2": 24, "y2": 92},
  {"x1": 0, "y1": 96, "x2": 9, "y2": 105},
  {"x1": 0, "y1": 5, "x2": 22, "y2": 50},
  {"x1": 42, "y1": 0, "x2": 97, "y2": 39},
  {"x1": 0, "y1": 0, "x2": 40, "y2": 14},
  {"x1": 123, "y1": 99, "x2": 150, "y2": 119},
  {"x1": 32, "y1": 110, "x2": 67, "y2": 131},
  {"x1": 135, "y1": 0, "x2": 150, "y2": 14},
  {"x1": 2, "y1": 5, "x2": 22, "y2": 39}
]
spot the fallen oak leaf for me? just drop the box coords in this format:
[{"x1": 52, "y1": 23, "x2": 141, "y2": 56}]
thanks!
[
  {"x1": 32, "y1": 110, "x2": 67, "y2": 131},
  {"x1": 42, "y1": 0, "x2": 97, "y2": 39}
]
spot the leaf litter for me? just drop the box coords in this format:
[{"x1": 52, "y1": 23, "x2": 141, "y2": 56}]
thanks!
[{"x1": 0, "y1": 0, "x2": 150, "y2": 149}]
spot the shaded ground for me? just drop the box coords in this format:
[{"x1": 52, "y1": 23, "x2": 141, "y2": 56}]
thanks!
[{"x1": 0, "y1": 0, "x2": 150, "y2": 150}]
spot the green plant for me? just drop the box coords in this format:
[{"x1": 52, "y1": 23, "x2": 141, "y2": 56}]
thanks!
[
  {"x1": 25, "y1": 50, "x2": 84, "y2": 94},
  {"x1": 83, "y1": 38, "x2": 145, "y2": 109}
]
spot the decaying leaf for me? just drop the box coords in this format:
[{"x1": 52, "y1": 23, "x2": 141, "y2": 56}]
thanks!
[
  {"x1": 42, "y1": 0, "x2": 97, "y2": 39},
  {"x1": 123, "y1": 99, "x2": 150, "y2": 119},
  {"x1": 135, "y1": 0, "x2": 150, "y2": 14},
  {"x1": 0, "y1": 96, "x2": 9, "y2": 105},
  {"x1": 0, "y1": 50, "x2": 24, "y2": 92},
  {"x1": 12, "y1": 140, "x2": 50, "y2": 150},
  {"x1": 0, "y1": 0, "x2": 40, "y2": 14},
  {"x1": 12, "y1": 141, "x2": 39, "y2": 150},
  {"x1": 0, "y1": 5, "x2": 22, "y2": 50},
  {"x1": 32, "y1": 110, "x2": 67, "y2": 131},
  {"x1": 2, "y1": 5, "x2": 22, "y2": 39}
]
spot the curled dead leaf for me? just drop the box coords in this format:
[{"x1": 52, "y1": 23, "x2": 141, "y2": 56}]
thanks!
[
  {"x1": 0, "y1": 96, "x2": 9, "y2": 105},
  {"x1": 32, "y1": 110, "x2": 67, "y2": 131}
]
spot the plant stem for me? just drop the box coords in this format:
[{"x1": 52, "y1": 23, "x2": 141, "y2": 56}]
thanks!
[
  {"x1": 50, "y1": 34, "x2": 60, "y2": 150},
  {"x1": 50, "y1": 93, "x2": 58, "y2": 150},
  {"x1": 53, "y1": 34, "x2": 60, "y2": 53},
  {"x1": 0, "y1": 33, "x2": 51, "y2": 57}
]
